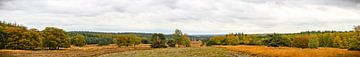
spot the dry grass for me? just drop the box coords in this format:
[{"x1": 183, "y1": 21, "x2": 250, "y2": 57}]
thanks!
[
  {"x1": 218, "y1": 45, "x2": 360, "y2": 57},
  {"x1": 190, "y1": 41, "x2": 202, "y2": 48},
  {"x1": 0, "y1": 44, "x2": 151, "y2": 57},
  {"x1": 99, "y1": 47, "x2": 254, "y2": 57}
]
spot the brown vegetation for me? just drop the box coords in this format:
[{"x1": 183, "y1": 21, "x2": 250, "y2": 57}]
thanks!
[{"x1": 0, "y1": 44, "x2": 151, "y2": 57}]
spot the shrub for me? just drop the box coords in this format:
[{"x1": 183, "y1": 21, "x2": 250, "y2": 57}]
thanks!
[
  {"x1": 209, "y1": 36, "x2": 225, "y2": 45},
  {"x1": 150, "y1": 33, "x2": 167, "y2": 48},
  {"x1": 264, "y1": 34, "x2": 290, "y2": 47},
  {"x1": 308, "y1": 38, "x2": 319, "y2": 48},
  {"x1": 223, "y1": 34, "x2": 240, "y2": 45},
  {"x1": 167, "y1": 40, "x2": 176, "y2": 47},
  {"x1": 349, "y1": 32, "x2": 360, "y2": 50},
  {"x1": 292, "y1": 35, "x2": 310, "y2": 48},
  {"x1": 113, "y1": 34, "x2": 142, "y2": 47},
  {"x1": 318, "y1": 34, "x2": 333, "y2": 47}
]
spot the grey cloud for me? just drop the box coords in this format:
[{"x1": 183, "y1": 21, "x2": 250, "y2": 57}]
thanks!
[{"x1": 1, "y1": 0, "x2": 360, "y2": 34}]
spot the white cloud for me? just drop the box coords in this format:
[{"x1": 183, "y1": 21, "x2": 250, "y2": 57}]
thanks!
[{"x1": 1, "y1": 0, "x2": 360, "y2": 34}]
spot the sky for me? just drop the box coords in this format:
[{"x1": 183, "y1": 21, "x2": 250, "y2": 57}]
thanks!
[{"x1": 0, "y1": 0, "x2": 360, "y2": 35}]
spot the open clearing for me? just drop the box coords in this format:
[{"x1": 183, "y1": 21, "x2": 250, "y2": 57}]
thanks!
[
  {"x1": 218, "y1": 45, "x2": 360, "y2": 57},
  {"x1": 98, "y1": 47, "x2": 254, "y2": 57},
  {"x1": 0, "y1": 44, "x2": 151, "y2": 57}
]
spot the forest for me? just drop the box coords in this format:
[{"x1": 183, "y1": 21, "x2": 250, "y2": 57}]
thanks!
[
  {"x1": 204, "y1": 29, "x2": 360, "y2": 50},
  {"x1": 0, "y1": 21, "x2": 192, "y2": 50}
]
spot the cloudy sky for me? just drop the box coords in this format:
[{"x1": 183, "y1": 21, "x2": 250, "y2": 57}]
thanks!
[{"x1": 1, "y1": 0, "x2": 360, "y2": 34}]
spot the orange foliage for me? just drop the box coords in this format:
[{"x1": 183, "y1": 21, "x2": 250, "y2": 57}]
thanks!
[{"x1": 218, "y1": 45, "x2": 360, "y2": 57}]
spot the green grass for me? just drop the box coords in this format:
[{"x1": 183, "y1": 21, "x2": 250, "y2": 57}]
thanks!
[{"x1": 98, "y1": 47, "x2": 253, "y2": 57}]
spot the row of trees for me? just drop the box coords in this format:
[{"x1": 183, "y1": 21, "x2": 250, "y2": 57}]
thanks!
[
  {"x1": 150, "y1": 29, "x2": 191, "y2": 48},
  {"x1": 0, "y1": 21, "x2": 70, "y2": 49},
  {"x1": 206, "y1": 26, "x2": 360, "y2": 50},
  {"x1": 0, "y1": 21, "x2": 151, "y2": 49}
]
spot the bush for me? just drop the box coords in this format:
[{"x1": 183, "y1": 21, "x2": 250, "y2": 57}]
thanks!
[
  {"x1": 167, "y1": 40, "x2": 176, "y2": 47},
  {"x1": 318, "y1": 34, "x2": 333, "y2": 47},
  {"x1": 349, "y1": 32, "x2": 360, "y2": 50},
  {"x1": 223, "y1": 34, "x2": 240, "y2": 45},
  {"x1": 150, "y1": 33, "x2": 167, "y2": 48},
  {"x1": 264, "y1": 34, "x2": 290, "y2": 47},
  {"x1": 209, "y1": 36, "x2": 225, "y2": 45},
  {"x1": 113, "y1": 34, "x2": 142, "y2": 47},
  {"x1": 141, "y1": 39, "x2": 151, "y2": 44},
  {"x1": 292, "y1": 35, "x2": 310, "y2": 48},
  {"x1": 308, "y1": 38, "x2": 319, "y2": 48}
]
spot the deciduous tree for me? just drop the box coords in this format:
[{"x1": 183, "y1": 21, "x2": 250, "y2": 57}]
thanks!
[
  {"x1": 72, "y1": 34, "x2": 86, "y2": 47},
  {"x1": 42, "y1": 27, "x2": 70, "y2": 49}
]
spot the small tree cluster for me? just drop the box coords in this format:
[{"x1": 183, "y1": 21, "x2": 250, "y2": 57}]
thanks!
[
  {"x1": 0, "y1": 21, "x2": 70, "y2": 50},
  {"x1": 150, "y1": 33, "x2": 167, "y2": 48},
  {"x1": 113, "y1": 34, "x2": 142, "y2": 47},
  {"x1": 171, "y1": 29, "x2": 191, "y2": 47}
]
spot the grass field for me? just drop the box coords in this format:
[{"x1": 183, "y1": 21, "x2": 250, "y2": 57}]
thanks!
[
  {"x1": 98, "y1": 47, "x2": 254, "y2": 57},
  {"x1": 218, "y1": 45, "x2": 360, "y2": 57},
  {"x1": 0, "y1": 44, "x2": 151, "y2": 57}
]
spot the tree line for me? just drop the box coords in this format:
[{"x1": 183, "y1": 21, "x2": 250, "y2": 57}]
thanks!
[
  {"x1": 0, "y1": 21, "x2": 70, "y2": 49},
  {"x1": 0, "y1": 21, "x2": 192, "y2": 50},
  {"x1": 204, "y1": 26, "x2": 360, "y2": 50}
]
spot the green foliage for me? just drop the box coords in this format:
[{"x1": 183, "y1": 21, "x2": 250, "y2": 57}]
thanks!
[
  {"x1": 151, "y1": 33, "x2": 168, "y2": 48},
  {"x1": 349, "y1": 32, "x2": 360, "y2": 50},
  {"x1": 114, "y1": 35, "x2": 128, "y2": 47},
  {"x1": 167, "y1": 40, "x2": 176, "y2": 47},
  {"x1": 4, "y1": 27, "x2": 41, "y2": 49},
  {"x1": 292, "y1": 35, "x2": 310, "y2": 48},
  {"x1": 318, "y1": 33, "x2": 333, "y2": 47},
  {"x1": 42, "y1": 27, "x2": 70, "y2": 49},
  {"x1": 97, "y1": 38, "x2": 112, "y2": 46},
  {"x1": 264, "y1": 34, "x2": 290, "y2": 47},
  {"x1": 209, "y1": 36, "x2": 226, "y2": 45},
  {"x1": 113, "y1": 34, "x2": 142, "y2": 47},
  {"x1": 223, "y1": 34, "x2": 240, "y2": 45},
  {"x1": 308, "y1": 37, "x2": 319, "y2": 48},
  {"x1": 71, "y1": 34, "x2": 86, "y2": 47},
  {"x1": 171, "y1": 29, "x2": 191, "y2": 47},
  {"x1": 0, "y1": 21, "x2": 41, "y2": 50},
  {"x1": 141, "y1": 38, "x2": 151, "y2": 44},
  {"x1": 0, "y1": 26, "x2": 6, "y2": 49}
]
